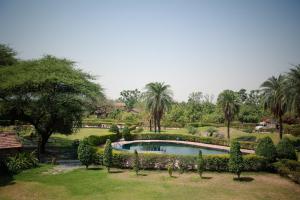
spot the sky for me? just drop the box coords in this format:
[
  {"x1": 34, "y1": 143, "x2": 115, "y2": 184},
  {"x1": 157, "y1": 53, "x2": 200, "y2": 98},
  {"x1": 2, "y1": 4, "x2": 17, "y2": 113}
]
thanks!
[{"x1": 1, "y1": 0, "x2": 300, "y2": 102}]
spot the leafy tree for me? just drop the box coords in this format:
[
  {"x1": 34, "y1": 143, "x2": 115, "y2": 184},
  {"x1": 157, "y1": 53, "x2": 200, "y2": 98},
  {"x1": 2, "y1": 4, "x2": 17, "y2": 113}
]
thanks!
[
  {"x1": 229, "y1": 140, "x2": 243, "y2": 179},
  {"x1": 78, "y1": 140, "x2": 95, "y2": 169},
  {"x1": 188, "y1": 91, "x2": 203, "y2": 103},
  {"x1": 217, "y1": 90, "x2": 240, "y2": 139},
  {"x1": 261, "y1": 75, "x2": 287, "y2": 139},
  {"x1": 144, "y1": 82, "x2": 173, "y2": 133},
  {"x1": 103, "y1": 139, "x2": 113, "y2": 172},
  {"x1": 276, "y1": 138, "x2": 297, "y2": 160},
  {"x1": 133, "y1": 149, "x2": 140, "y2": 175},
  {"x1": 0, "y1": 56, "x2": 103, "y2": 155},
  {"x1": 238, "y1": 104, "x2": 261, "y2": 123},
  {"x1": 109, "y1": 124, "x2": 120, "y2": 134},
  {"x1": 238, "y1": 89, "x2": 248, "y2": 103},
  {"x1": 197, "y1": 150, "x2": 204, "y2": 178},
  {"x1": 122, "y1": 126, "x2": 132, "y2": 141},
  {"x1": 0, "y1": 44, "x2": 17, "y2": 66},
  {"x1": 255, "y1": 137, "x2": 277, "y2": 162},
  {"x1": 119, "y1": 89, "x2": 141, "y2": 111}
]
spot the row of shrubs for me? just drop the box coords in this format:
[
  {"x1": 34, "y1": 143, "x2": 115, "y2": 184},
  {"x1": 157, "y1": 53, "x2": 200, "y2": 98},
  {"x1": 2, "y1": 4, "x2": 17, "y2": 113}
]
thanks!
[
  {"x1": 1, "y1": 151, "x2": 38, "y2": 174},
  {"x1": 130, "y1": 133, "x2": 257, "y2": 150},
  {"x1": 284, "y1": 124, "x2": 300, "y2": 137},
  {"x1": 273, "y1": 159, "x2": 300, "y2": 184}
]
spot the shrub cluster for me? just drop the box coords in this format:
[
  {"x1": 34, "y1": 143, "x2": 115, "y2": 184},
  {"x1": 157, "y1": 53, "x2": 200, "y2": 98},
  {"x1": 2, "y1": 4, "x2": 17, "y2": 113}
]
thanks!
[
  {"x1": 276, "y1": 138, "x2": 297, "y2": 160},
  {"x1": 5, "y1": 151, "x2": 38, "y2": 174},
  {"x1": 273, "y1": 159, "x2": 300, "y2": 184},
  {"x1": 284, "y1": 124, "x2": 300, "y2": 137},
  {"x1": 122, "y1": 127, "x2": 132, "y2": 141},
  {"x1": 236, "y1": 135, "x2": 256, "y2": 142},
  {"x1": 187, "y1": 126, "x2": 198, "y2": 135},
  {"x1": 131, "y1": 133, "x2": 257, "y2": 150},
  {"x1": 87, "y1": 134, "x2": 120, "y2": 146},
  {"x1": 255, "y1": 137, "x2": 277, "y2": 162},
  {"x1": 109, "y1": 124, "x2": 120, "y2": 134},
  {"x1": 96, "y1": 149, "x2": 269, "y2": 172}
]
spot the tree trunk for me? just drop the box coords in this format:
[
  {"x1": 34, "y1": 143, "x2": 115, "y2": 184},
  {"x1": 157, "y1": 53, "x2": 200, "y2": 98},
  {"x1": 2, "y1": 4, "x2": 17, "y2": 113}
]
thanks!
[
  {"x1": 150, "y1": 119, "x2": 152, "y2": 132},
  {"x1": 227, "y1": 120, "x2": 230, "y2": 140},
  {"x1": 37, "y1": 131, "x2": 51, "y2": 160},
  {"x1": 154, "y1": 117, "x2": 157, "y2": 133},
  {"x1": 158, "y1": 118, "x2": 161, "y2": 133},
  {"x1": 279, "y1": 115, "x2": 283, "y2": 140}
]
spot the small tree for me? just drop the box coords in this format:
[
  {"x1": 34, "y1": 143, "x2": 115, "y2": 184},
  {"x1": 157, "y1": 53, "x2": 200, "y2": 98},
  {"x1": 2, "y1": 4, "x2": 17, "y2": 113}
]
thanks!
[
  {"x1": 122, "y1": 127, "x2": 132, "y2": 141},
  {"x1": 276, "y1": 138, "x2": 297, "y2": 160},
  {"x1": 167, "y1": 163, "x2": 173, "y2": 177},
  {"x1": 255, "y1": 137, "x2": 277, "y2": 162},
  {"x1": 197, "y1": 150, "x2": 204, "y2": 178},
  {"x1": 109, "y1": 124, "x2": 120, "y2": 134},
  {"x1": 103, "y1": 139, "x2": 113, "y2": 172},
  {"x1": 78, "y1": 140, "x2": 95, "y2": 169},
  {"x1": 133, "y1": 149, "x2": 140, "y2": 175},
  {"x1": 229, "y1": 140, "x2": 243, "y2": 179}
]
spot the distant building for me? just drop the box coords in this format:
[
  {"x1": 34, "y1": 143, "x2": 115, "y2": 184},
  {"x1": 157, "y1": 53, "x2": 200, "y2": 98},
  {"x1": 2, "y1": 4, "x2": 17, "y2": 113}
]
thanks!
[{"x1": 0, "y1": 132, "x2": 22, "y2": 159}]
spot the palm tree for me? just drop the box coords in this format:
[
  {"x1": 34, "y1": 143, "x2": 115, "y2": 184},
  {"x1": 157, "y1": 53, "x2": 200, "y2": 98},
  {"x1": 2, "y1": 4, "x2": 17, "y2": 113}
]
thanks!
[
  {"x1": 217, "y1": 90, "x2": 240, "y2": 140},
  {"x1": 144, "y1": 82, "x2": 173, "y2": 133},
  {"x1": 286, "y1": 65, "x2": 300, "y2": 115},
  {"x1": 260, "y1": 75, "x2": 287, "y2": 139}
]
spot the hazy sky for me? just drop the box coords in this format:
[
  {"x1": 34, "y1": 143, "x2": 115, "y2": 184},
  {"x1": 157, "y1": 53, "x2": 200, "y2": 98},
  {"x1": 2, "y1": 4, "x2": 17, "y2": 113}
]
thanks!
[{"x1": 1, "y1": 0, "x2": 300, "y2": 101}]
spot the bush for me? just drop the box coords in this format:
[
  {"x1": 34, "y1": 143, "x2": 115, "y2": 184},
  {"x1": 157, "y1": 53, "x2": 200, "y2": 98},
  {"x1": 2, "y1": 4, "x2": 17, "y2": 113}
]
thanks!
[
  {"x1": 109, "y1": 124, "x2": 120, "y2": 134},
  {"x1": 236, "y1": 135, "x2": 256, "y2": 142},
  {"x1": 229, "y1": 141, "x2": 243, "y2": 179},
  {"x1": 103, "y1": 139, "x2": 113, "y2": 172},
  {"x1": 255, "y1": 137, "x2": 277, "y2": 162},
  {"x1": 206, "y1": 127, "x2": 218, "y2": 136},
  {"x1": 78, "y1": 140, "x2": 96, "y2": 168},
  {"x1": 197, "y1": 150, "x2": 204, "y2": 178},
  {"x1": 284, "y1": 124, "x2": 300, "y2": 137},
  {"x1": 276, "y1": 138, "x2": 297, "y2": 160},
  {"x1": 187, "y1": 126, "x2": 198, "y2": 135},
  {"x1": 87, "y1": 134, "x2": 119, "y2": 146},
  {"x1": 122, "y1": 127, "x2": 132, "y2": 141},
  {"x1": 6, "y1": 151, "x2": 38, "y2": 174},
  {"x1": 133, "y1": 150, "x2": 140, "y2": 175},
  {"x1": 167, "y1": 163, "x2": 173, "y2": 177},
  {"x1": 273, "y1": 159, "x2": 300, "y2": 184}
]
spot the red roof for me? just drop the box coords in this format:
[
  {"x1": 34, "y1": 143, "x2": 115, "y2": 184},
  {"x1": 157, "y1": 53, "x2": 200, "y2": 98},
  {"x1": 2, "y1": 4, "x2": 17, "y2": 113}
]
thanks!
[{"x1": 0, "y1": 132, "x2": 22, "y2": 149}]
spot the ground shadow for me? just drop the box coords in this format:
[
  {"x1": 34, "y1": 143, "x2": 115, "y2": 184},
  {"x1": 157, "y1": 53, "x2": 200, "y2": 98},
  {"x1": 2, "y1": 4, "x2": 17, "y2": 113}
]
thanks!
[
  {"x1": 109, "y1": 170, "x2": 124, "y2": 174},
  {"x1": 170, "y1": 175, "x2": 178, "y2": 179},
  {"x1": 87, "y1": 167, "x2": 103, "y2": 171},
  {"x1": 233, "y1": 177, "x2": 254, "y2": 182},
  {"x1": 0, "y1": 175, "x2": 15, "y2": 187},
  {"x1": 137, "y1": 173, "x2": 148, "y2": 176},
  {"x1": 201, "y1": 176, "x2": 213, "y2": 180}
]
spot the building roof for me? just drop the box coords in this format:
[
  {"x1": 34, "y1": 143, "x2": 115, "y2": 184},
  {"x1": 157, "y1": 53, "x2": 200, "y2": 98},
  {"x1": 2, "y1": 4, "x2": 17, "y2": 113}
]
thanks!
[{"x1": 0, "y1": 132, "x2": 22, "y2": 149}]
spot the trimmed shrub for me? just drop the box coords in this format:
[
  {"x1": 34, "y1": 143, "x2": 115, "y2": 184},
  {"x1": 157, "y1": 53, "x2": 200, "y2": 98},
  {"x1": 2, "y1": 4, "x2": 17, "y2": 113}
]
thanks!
[
  {"x1": 167, "y1": 163, "x2": 173, "y2": 177},
  {"x1": 109, "y1": 124, "x2": 120, "y2": 134},
  {"x1": 197, "y1": 150, "x2": 204, "y2": 178},
  {"x1": 229, "y1": 141, "x2": 243, "y2": 179},
  {"x1": 87, "y1": 134, "x2": 119, "y2": 146},
  {"x1": 255, "y1": 137, "x2": 277, "y2": 162},
  {"x1": 187, "y1": 126, "x2": 198, "y2": 135},
  {"x1": 206, "y1": 127, "x2": 218, "y2": 136},
  {"x1": 103, "y1": 139, "x2": 113, "y2": 172},
  {"x1": 78, "y1": 140, "x2": 95, "y2": 168},
  {"x1": 122, "y1": 127, "x2": 132, "y2": 141},
  {"x1": 276, "y1": 138, "x2": 297, "y2": 160},
  {"x1": 284, "y1": 124, "x2": 300, "y2": 137},
  {"x1": 6, "y1": 151, "x2": 38, "y2": 174},
  {"x1": 133, "y1": 150, "x2": 140, "y2": 175}
]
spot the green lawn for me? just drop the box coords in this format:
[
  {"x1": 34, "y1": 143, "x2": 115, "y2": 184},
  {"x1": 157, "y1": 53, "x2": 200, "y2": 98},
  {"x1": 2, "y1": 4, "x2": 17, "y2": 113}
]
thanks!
[
  {"x1": 54, "y1": 128, "x2": 112, "y2": 140},
  {"x1": 1, "y1": 165, "x2": 300, "y2": 200}
]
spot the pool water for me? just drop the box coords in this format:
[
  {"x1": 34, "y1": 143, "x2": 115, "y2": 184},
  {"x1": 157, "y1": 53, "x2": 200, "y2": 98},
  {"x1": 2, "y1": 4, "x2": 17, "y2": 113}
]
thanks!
[{"x1": 115, "y1": 142, "x2": 228, "y2": 155}]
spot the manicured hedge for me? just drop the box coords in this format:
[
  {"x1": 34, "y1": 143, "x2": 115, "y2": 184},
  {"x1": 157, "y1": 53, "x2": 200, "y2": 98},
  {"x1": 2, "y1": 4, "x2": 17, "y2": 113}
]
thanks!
[
  {"x1": 131, "y1": 133, "x2": 257, "y2": 150},
  {"x1": 96, "y1": 149, "x2": 269, "y2": 172},
  {"x1": 87, "y1": 134, "x2": 120, "y2": 146}
]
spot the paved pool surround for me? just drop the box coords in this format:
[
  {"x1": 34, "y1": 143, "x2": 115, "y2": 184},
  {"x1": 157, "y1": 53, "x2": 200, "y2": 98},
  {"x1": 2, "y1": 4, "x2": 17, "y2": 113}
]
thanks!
[{"x1": 112, "y1": 140, "x2": 255, "y2": 154}]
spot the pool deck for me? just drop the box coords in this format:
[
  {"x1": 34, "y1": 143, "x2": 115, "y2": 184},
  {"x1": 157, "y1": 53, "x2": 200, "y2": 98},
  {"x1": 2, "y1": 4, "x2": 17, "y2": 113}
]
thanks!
[{"x1": 112, "y1": 140, "x2": 255, "y2": 154}]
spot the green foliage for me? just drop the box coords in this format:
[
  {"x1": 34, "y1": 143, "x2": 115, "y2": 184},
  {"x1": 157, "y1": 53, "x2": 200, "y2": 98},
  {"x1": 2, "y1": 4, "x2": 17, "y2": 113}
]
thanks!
[
  {"x1": 236, "y1": 135, "x2": 256, "y2": 142},
  {"x1": 276, "y1": 138, "x2": 297, "y2": 160},
  {"x1": 87, "y1": 134, "x2": 120, "y2": 146},
  {"x1": 6, "y1": 151, "x2": 38, "y2": 174},
  {"x1": 187, "y1": 126, "x2": 198, "y2": 135},
  {"x1": 255, "y1": 137, "x2": 277, "y2": 162},
  {"x1": 284, "y1": 124, "x2": 300, "y2": 137},
  {"x1": 167, "y1": 163, "x2": 173, "y2": 177},
  {"x1": 77, "y1": 140, "x2": 96, "y2": 168},
  {"x1": 241, "y1": 127, "x2": 254, "y2": 133},
  {"x1": 122, "y1": 127, "x2": 132, "y2": 141},
  {"x1": 0, "y1": 56, "x2": 103, "y2": 153},
  {"x1": 119, "y1": 89, "x2": 141, "y2": 111},
  {"x1": 133, "y1": 150, "x2": 140, "y2": 175},
  {"x1": 229, "y1": 141, "x2": 244, "y2": 179},
  {"x1": 0, "y1": 43, "x2": 17, "y2": 66},
  {"x1": 206, "y1": 127, "x2": 218, "y2": 136},
  {"x1": 109, "y1": 124, "x2": 120, "y2": 134},
  {"x1": 132, "y1": 127, "x2": 144, "y2": 133},
  {"x1": 238, "y1": 104, "x2": 261, "y2": 123},
  {"x1": 103, "y1": 139, "x2": 113, "y2": 172},
  {"x1": 273, "y1": 159, "x2": 300, "y2": 184},
  {"x1": 197, "y1": 150, "x2": 204, "y2": 178}
]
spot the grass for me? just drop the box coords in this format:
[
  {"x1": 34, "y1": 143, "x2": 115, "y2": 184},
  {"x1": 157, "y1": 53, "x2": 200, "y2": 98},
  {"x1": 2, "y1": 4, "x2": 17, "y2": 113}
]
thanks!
[{"x1": 1, "y1": 165, "x2": 300, "y2": 200}]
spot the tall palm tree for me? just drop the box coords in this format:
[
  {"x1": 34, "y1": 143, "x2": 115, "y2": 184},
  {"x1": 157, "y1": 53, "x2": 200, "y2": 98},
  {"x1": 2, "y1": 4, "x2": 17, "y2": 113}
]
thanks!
[
  {"x1": 286, "y1": 65, "x2": 300, "y2": 115},
  {"x1": 144, "y1": 82, "x2": 173, "y2": 133},
  {"x1": 217, "y1": 90, "x2": 240, "y2": 140},
  {"x1": 260, "y1": 75, "x2": 287, "y2": 139}
]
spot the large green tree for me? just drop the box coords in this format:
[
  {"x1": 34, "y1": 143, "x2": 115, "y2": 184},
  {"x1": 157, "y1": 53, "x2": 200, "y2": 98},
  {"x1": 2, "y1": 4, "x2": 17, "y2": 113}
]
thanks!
[
  {"x1": 0, "y1": 44, "x2": 18, "y2": 66},
  {"x1": 217, "y1": 90, "x2": 240, "y2": 139},
  {"x1": 144, "y1": 82, "x2": 173, "y2": 133},
  {"x1": 286, "y1": 65, "x2": 300, "y2": 115},
  {"x1": 119, "y1": 89, "x2": 141, "y2": 111},
  {"x1": 261, "y1": 75, "x2": 287, "y2": 139},
  {"x1": 0, "y1": 55, "x2": 103, "y2": 154}
]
